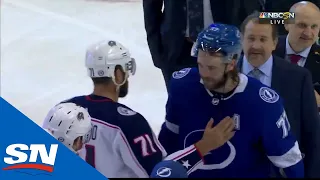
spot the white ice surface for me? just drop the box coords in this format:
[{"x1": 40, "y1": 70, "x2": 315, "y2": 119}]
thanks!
[{"x1": 1, "y1": 0, "x2": 167, "y2": 134}]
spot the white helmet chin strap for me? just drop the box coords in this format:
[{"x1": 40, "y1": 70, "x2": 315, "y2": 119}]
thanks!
[
  {"x1": 112, "y1": 72, "x2": 129, "y2": 92},
  {"x1": 70, "y1": 146, "x2": 77, "y2": 153}
]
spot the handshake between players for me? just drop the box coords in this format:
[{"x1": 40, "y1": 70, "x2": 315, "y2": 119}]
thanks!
[
  {"x1": 42, "y1": 23, "x2": 304, "y2": 178},
  {"x1": 41, "y1": 35, "x2": 236, "y2": 178}
]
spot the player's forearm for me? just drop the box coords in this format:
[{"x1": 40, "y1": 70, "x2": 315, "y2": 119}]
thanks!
[
  {"x1": 164, "y1": 144, "x2": 204, "y2": 174},
  {"x1": 162, "y1": 140, "x2": 211, "y2": 173},
  {"x1": 158, "y1": 123, "x2": 179, "y2": 154},
  {"x1": 281, "y1": 160, "x2": 304, "y2": 178},
  {"x1": 267, "y1": 142, "x2": 305, "y2": 178}
]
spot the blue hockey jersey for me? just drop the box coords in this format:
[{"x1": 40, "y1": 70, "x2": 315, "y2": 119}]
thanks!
[{"x1": 158, "y1": 68, "x2": 304, "y2": 178}]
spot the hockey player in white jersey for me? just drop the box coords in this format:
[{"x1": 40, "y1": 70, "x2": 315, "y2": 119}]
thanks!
[
  {"x1": 43, "y1": 103, "x2": 93, "y2": 154},
  {"x1": 43, "y1": 40, "x2": 236, "y2": 178}
]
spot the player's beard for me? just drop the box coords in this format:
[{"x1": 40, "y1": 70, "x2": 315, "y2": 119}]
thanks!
[
  {"x1": 118, "y1": 80, "x2": 128, "y2": 98},
  {"x1": 202, "y1": 72, "x2": 228, "y2": 91}
]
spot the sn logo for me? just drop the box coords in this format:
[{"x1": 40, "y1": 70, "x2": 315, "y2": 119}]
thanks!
[{"x1": 3, "y1": 144, "x2": 58, "y2": 173}]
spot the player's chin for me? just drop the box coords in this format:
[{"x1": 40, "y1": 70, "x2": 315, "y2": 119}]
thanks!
[{"x1": 204, "y1": 82, "x2": 216, "y2": 91}]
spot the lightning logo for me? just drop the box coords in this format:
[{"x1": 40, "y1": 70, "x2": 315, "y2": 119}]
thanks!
[{"x1": 156, "y1": 167, "x2": 172, "y2": 177}]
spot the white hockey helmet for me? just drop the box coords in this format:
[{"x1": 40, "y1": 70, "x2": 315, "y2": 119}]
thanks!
[
  {"x1": 85, "y1": 40, "x2": 136, "y2": 86},
  {"x1": 44, "y1": 103, "x2": 93, "y2": 152}
]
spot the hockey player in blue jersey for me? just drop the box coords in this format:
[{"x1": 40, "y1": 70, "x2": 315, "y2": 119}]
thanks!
[
  {"x1": 42, "y1": 40, "x2": 236, "y2": 178},
  {"x1": 158, "y1": 23, "x2": 305, "y2": 178}
]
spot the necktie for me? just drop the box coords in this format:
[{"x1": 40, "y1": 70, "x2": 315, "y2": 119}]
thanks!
[
  {"x1": 289, "y1": 54, "x2": 301, "y2": 64},
  {"x1": 249, "y1": 68, "x2": 263, "y2": 80},
  {"x1": 187, "y1": 0, "x2": 204, "y2": 42}
]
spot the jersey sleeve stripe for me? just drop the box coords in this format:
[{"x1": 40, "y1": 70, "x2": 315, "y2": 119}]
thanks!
[
  {"x1": 172, "y1": 145, "x2": 196, "y2": 161},
  {"x1": 91, "y1": 118, "x2": 149, "y2": 177},
  {"x1": 164, "y1": 145, "x2": 196, "y2": 161},
  {"x1": 187, "y1": 159, "x2": 203, "y2": 175},
  {"x1": 164, "y1": 145, "x2": 203, "y2": 174},
  {"x1": 150, "y1": 131, "x2": 167, "y2": 157},
  {"x1": 267, "y1": 141, "x2": 303, "y2": 168},
  {"x1": 165, "y1": 120, "x2": 179, "y2": 134}
]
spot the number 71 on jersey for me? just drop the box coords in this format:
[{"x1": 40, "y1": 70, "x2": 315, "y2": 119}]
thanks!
[{"x1": 134, "y1": 134, "x2": 157, "y2": 157}]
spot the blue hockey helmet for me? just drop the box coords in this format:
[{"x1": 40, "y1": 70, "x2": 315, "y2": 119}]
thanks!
[{"x1": 191, "y1": 23, "x2": 242, "y2": 63}]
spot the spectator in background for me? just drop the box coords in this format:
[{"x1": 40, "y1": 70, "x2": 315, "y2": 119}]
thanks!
[
  {"x1": 265, "y1": 0, "x2": 320, "y2": 35},
  {"x1": 238, "y1": 12, "x2": 320, "y2": 178},
  {"x1": 273, "y1": 1, "x2": 320, "y2": 108},
  {"x1": 142, "y1": 0, "x2": 262, "y2": 92}
]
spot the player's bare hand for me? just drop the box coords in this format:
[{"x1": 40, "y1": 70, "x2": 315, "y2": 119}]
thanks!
[
  {"x1": 314, "y1": 90, "x2": 320, "y2": 107},
  {"x1": 195, "y1": 117, "x2": 235, "y2": 156},
  {"x1": 203, "y1": 117, "x2": 235, "y2": 148}
]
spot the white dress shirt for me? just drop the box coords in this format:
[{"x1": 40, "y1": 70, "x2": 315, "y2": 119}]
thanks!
[
  {"x1": 242, "y1": 55, "x2": 274, "y2": 87},
  {"x1": 285, "y1": 35, "x2": 312, "y2": 67}
]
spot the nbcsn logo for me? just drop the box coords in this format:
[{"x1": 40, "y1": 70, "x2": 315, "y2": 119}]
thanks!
[
  {"x1": 3, "y1": 144, "x2": 58, "y2": 175},
  {"x1": 259, "y1": 12, "x2": 295, "y2": 25}
]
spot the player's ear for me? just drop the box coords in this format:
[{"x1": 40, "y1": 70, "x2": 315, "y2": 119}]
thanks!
[
  {"x1": 271, "y1": 36, "x2": 278, "y2": 51},
  {"x1": 284, "y1": 24, "x2": 290, "y2": 32},
  {"x1": 227, "y1": 57, "x2": 237, "y2": 71}
]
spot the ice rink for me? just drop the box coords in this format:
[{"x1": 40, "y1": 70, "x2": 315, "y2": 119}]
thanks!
[{"x1": 1, "y1": 0, "x2": 167, "y2": 134}]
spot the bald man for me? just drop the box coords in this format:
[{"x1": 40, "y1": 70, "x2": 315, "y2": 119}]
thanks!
[
  {"x1": 273, "y1": 1, "x2": 320, "y2": 105},
  {"x1": 273, "y1": 1, "x2": 320, "y2": 178},
  {"x1": 265, "y1": 0, "x2": 320, "y2": 35}
]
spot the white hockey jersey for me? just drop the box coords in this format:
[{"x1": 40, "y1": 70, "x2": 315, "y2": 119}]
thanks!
[{"x1": 44, "y1": 95, "x2": 204, "y2": 178}]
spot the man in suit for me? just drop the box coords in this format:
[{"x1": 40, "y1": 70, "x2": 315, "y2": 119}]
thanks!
[
  {"x1": 273, "y1": 1, "x2": 320, "y2": 107},
  {"x1": 143, "y1": 0, "x2": 262, "y2": 91},
  {"x1": 265, "y1": 0, "x2": 320, "y2": 35},
  {"x1": 238, "y1": 11, "x2": 320, "y2": 178}
]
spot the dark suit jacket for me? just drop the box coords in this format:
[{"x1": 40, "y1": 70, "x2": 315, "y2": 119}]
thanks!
[
  {"x1": 265, "y1": 0, "x2": 320, "y2": 35},
  {"x1": 238, "y1": 55, "x2": 320, "y2": 178},
  {"x1": 273, "y1": 35, "x2": 320, "y2": 94},
  {"x1": 143, "y1": 0, "x2": 262, "y2": 69}
]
